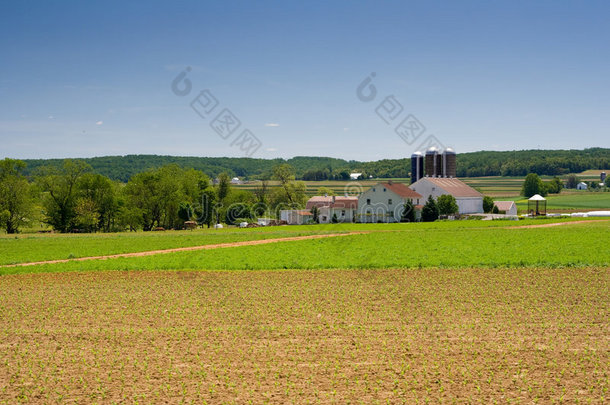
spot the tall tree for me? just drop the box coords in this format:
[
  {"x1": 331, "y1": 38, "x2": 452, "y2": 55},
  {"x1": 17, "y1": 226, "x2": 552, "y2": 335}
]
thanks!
[
  {"x1": 0, "y1": 159, "x2": 34, "y2": 234},
  {"x1": 421, "y1": 195, "x2": 439, "y2": 222},
  {"x1": 273, "y1": 164, "x2": 296, "y2": 204},
  {"x1": 400, "y1": 199, "x2": 416, "y2": 222},
  {"x1": 253, "y1": 180, "x2": 269, "y2": 205},
  {"x1": 35, "y1": 159, "x2": 91, "y2": 232},
  {"x1": 565, "y1": 174, "x2": 580, "y2": 189},
  {"x1": 77, "y1": 173, "x2": 118, "y2": 232},
  {"x1": 482, "y1": 196, "x2": 495, "y2": 213},
  {"x1": 521, "y1": 173, "x2": 547, "y2": 197}
]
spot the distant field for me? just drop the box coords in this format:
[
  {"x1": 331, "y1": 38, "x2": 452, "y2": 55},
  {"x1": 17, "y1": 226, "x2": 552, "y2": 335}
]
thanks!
[
  {"x1": 233, "y1": 173, "x2": 610, "y2": 210},
  {"x1": 1, "y1": 267, "x2": 607, "y2": 403}
]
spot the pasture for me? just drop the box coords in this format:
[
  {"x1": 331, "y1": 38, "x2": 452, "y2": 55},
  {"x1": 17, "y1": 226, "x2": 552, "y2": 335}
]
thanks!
[{"x1": 0, "y1": 219, "x2": 608, "y2": 403}]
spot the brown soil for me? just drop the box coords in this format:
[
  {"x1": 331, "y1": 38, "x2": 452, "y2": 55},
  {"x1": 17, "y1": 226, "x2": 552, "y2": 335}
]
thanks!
[
  {"x1": 0, "y1": 268, "x2": 607, "y2": 403},
  {"x1": 1, "y1": 232, "x2": 367, "y2": 268}
]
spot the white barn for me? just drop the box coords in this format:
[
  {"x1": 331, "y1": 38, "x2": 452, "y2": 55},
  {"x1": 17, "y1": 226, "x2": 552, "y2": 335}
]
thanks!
[
  {"x1": 357, "y1": 182, "x2": 423, "y2": 223},
  {"x1": 494, "y1": 201, "x2": 518, "y2": 216},
  {"x1": 409, "y1": 177, "x2": 483, "y2": 214},
  {"x1": 577, "y1": 182, "x2": 588, "y2": 190}
]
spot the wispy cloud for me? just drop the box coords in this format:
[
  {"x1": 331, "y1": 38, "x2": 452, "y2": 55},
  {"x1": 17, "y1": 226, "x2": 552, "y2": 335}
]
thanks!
[
  {"x1": 264, "y1": 123, "x2": 280, "y2": 127},
  {"x1": 266, "y1": 147, "x2": 278, "y2": 152},
  {"x1": 95, "y1": 121, "x2": 103, "y2": 126}
]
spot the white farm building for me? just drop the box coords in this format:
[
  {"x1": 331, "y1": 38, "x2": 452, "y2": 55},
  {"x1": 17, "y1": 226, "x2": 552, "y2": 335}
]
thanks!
[
  {"x1": 409, "y1": 177, "x2": 483, "y2": 214},
  {"x1": 357, "y1": 182, "x2": 423, "y2": 223}
]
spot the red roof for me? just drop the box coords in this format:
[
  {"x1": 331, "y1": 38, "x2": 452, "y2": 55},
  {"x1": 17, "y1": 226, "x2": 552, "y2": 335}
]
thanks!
[
  {"x1": 306, "y1": 196, "x2": 358, "y2": 210},
  {"x1": 381, "y1": 182, "x2": 422, "y2": 199}
]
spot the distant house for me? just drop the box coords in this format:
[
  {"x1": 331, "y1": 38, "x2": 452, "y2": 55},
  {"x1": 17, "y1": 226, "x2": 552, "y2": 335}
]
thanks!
[
  {"x1": 493, "y1": 201, "x2": 517, "y2": 216},
  {"x1": 231, "y1": 177, "x2": 242, "y2": 184},
  {"x1": 306, "y1": 195, "x2": 358, "y2": 223},
  {"x1": 357, "y1": 182, "x2": 423, "y2": 223},
  {"x1": 280, "y1": 210, "x2": 313, "y2": 225},
  {"x1": 409, "y1": 177, "x2": 483, "y2": 214},
  {"x1": 577, "y1": 182, "x2": 588, "y2": 190},
  {"x1": 350, "y1": 173, "x2": 362, "y2": 180}
]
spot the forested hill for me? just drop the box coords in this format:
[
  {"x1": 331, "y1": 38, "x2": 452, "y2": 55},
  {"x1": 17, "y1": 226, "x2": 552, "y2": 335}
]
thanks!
[{"x1": 19, "y1": 148, "x2": 609, "y2": 182}]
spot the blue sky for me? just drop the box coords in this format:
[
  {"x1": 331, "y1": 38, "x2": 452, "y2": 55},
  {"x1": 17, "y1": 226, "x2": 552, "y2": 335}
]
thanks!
[{"x1": 1, "y1": 0, "x2": 609, "y2": 161}]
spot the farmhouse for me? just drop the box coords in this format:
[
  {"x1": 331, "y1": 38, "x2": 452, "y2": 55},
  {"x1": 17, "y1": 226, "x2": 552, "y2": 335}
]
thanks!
[
  {"x1": 306, "y1": 195, "x2": 358, "y2": 223},
  {"x1": 409, "y1": 177, "x2": 483, "y2": 214},
  {"x1": 577, "y1": 182, "x2": 588, "y2": 190},
  {"x1": 357, "y1": 182, "x2": 423, "y2": 223},
  {"x1": 493, "y1": 201, "x2": 517, "y2": 216}
]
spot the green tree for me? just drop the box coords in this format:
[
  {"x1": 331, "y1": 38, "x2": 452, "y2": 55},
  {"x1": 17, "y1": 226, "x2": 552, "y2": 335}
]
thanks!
[
  {"x1": 492, "y1": 205, "x2": 499, "y2": 214},
  {"x1": 273, "y1": 164, "x2": 297, "y2": 204},
  {"x1": 546, "y1": 177, "x2": 563, "y2": 194},
  {"x1": 74, "y1": 197, "x2": 100, "y2": 232},
  {"x1": 124, "y1": 165, "x2": 203, "y2": 230},
  {"x1": 77, "y1": 173, "x2": 118, "y2": 232},
  {"x1": 565, "y1": 174, "x2": 579, "y2": 189},
  {"x1": 35, "y1": 159, "x2": 91, "y2": 232},
  {"x1": 437, "y1": 194, "x2": 459, "y2": 216},
  {"x1": 0, "y1": 159, "x2": 34, "y2": 233},
  {"x1": 400, "y1": 199, "x2": 416, "y2": 222},
  {"x1": 199, "y1": 188, "x2": 217, "y2": 228},
  {"x1": 316, "y1": 187, "x2": 335, "y2": 196},
  {"x1": 311, "y1": 206, "x2": 320, "y2": 223},
  {"x1": 482, "y1": 196, "x2": 495, "y2": 213},
  {"x1": 331, "y1": 213, "x2": 338, "y2": 223},
  {"x1": 178, "y1": 202, "x2": 193, "y2": 223},
  {"x1": 521, "y1": 173, "x2": 547, "y2": 197},
  {"x1": 252, "y1": 180, "x2": 269, "y2": 205},
  {"x1": 421, "y1": 195, "x2": 439, "y2": 222}
]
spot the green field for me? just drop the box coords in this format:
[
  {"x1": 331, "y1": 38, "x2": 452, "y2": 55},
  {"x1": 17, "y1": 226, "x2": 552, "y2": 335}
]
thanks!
[{"x1": 2, "y1": 219, "x2": 609, "y2": 275}]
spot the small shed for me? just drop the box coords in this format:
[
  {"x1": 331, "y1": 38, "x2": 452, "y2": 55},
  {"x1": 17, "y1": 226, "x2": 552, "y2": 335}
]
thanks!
[
  {"x1": 493, "y1": 201, "x2": 517, "y2": 216},
  {"x1": 528, "y1": 194, "x2": 547, "y2": 216},
  {"x1": 576, "y1": 182, "x2": 588, "y2": 190}
]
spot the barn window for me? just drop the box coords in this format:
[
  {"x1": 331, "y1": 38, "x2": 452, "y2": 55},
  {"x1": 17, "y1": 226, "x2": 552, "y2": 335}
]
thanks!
[
  {"x1": 366, "y1": 199, "x2": 371, "y2": 205},
  {"x1": 388, "y1": 199, "x2": 392, "y2": 205}
]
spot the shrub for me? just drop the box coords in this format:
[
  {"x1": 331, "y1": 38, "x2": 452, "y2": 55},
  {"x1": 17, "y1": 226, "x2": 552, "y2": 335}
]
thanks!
[{"x1": 421, "y1": 195, "x2": 439, "y2": 222}]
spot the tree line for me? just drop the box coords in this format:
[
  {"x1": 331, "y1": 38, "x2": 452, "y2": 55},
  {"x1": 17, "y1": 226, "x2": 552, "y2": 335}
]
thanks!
[
  {"x1": 0, "y1": 159, "x2": 309, "y2": 234},
  {"x1": 18, "y1": 148, "x2": 609, "y2": 182}
]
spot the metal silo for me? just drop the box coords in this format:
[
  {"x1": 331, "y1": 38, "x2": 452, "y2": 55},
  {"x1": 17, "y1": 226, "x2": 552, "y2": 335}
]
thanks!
[
  {"x1": 410, "y1": 151, "x2": 424, "y2": 183},
  {"x1": 425, "y1": 147, "x2": 438, "y2": 177},
  {"x1": 601, "y1": 172, "x2": 607, "y2": 184},
  {"x1": 442, "y1": 147, "x2": 457, "y2": 178},
  {"x1": 435, "y1": 151, "x2": 443, "y2": 177}
]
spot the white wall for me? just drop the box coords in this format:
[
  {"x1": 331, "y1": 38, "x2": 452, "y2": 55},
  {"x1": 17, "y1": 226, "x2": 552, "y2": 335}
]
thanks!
[
  {"x1": 319, "y1": 206, "x2": 356, "y2": 223},
  {"x1": 410, "y1": 178, "x2": 483, "y2": 214},
  {"x1": 455, "y1": 198, "x2": 483, "y2": 214},
  {"x1": 357, "y1": 184, "x2": 419, "y2": 223}
]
